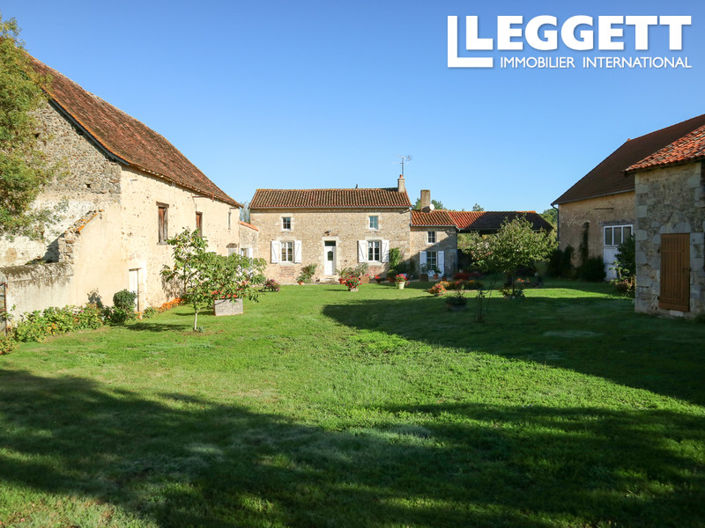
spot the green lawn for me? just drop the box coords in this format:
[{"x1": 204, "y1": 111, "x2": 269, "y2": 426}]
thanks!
[{"x1": 1, "y1": 281, "x2": 704, "y2": 528}]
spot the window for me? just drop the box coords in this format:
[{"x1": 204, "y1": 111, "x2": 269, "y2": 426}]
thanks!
[
  {"x1": 282, "y1": 217, "x2": 292, "y2": 230},
  {"x1": 228, "y1": 211, "x2": 232, "y2": 231},
  {"x1": 281, "y1": 241, "x2": 294, "y2": 262},
  {"x1": 427, "y1": 231, "x2": 436, "y2": 244},
  {"x1": 195, "y1": 212, "x2": 203, "y2": 236},
  {"x1": 426, "y1": 251, "x2": 438, "y2": 271},
  {"x1": 158, "y1": 204, "x2": 168, "y2": 244},
  {"x1": 368, "y1": 240, "x2": 381, "y2": 261},
  {"x1": 369, "y1": 215, "x2": 379, "y2": 230},
  {"x1": 604, "y1": 225, "x2": 632, "y2": 247}
]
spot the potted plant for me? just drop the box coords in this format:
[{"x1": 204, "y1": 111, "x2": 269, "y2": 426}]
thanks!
[
  {"x1": 445, "y1": 290, "x2": 468, "y2": 311},
  {"x1": 420, "y1": 264, "x2": 429, "y2": 282},
  {"x1": 343, "y1": 275, "x2": 360, "y2": 292},
  {"x1": 431, "y1": 267, "x2": 440, "y2": 281},
  {"x1": 297, "y1": 264, "x2": 317, "y2": 285},
  {"x1": 394, "y1": 273, "x2": 408, "y2": 290},
  {"x1": 427, "y1": 283, "x2": 446, "y2": 296},
  {"x1": 213, "y1": 291, "x2": 244, "y2": 316}
]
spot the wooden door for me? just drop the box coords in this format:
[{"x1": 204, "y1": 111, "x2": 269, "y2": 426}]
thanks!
[{"x1": 659, "y1": 234, "x2": 690, "y2": 312}]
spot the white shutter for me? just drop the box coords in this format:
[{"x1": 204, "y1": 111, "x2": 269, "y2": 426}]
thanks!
[
  {"x1": 358, "y1": 240, "x2": 367, "y2": 262},
  {"x1": 438, "y1": 251, "x2": 445, "y2": 276},
  {"x1": 294, "y1": 240, "x2": 302, "y2": 263},
  {"x1": 271, "y1": 241, "x2": 281, "y2": 263},
  {"x1": 246, "y1": 247, "x2": 253, "y2": 258},
  {"x1": 420, "y1": 251, "x2": 427, "y2": 271},
  {"x1": 381, "y1": 240, "x2": 390, "y2": 263}
]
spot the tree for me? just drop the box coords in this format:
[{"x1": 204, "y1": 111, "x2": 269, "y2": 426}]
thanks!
[
  {"x1": 460, "y1": 217, "x2": 556, "y2": 296},
  {"x1": 161, "y1": 229, "x2": 266, "y2": 331},
  {"x1": 614, "y1": 234, "x2": 635, "y2": 278},
  {"x1": 0, "y1": 16, "x2": 62, "y2": 239},
  {"x1": 472, "y1": 203, "x2": 484, "y2": 211},
  {"x1": 413, "y1": 198, "x2": 444, "y2": 210},
  {"x1": 540, "y1": 208, "x2": 557, "y2": 227}
]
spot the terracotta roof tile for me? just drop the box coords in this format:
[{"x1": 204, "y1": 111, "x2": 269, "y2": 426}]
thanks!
[
  {"x1": 627, "y1": 124, "x2": 705, "y2": 172},
  {"x1": 28, "y1": 55, "x2": 241, "y2": 207},
  {"x1": 410, "y1": 210, "x2": 455, "y2": 226},
  {"x1": 553, "y1": 113, "x2": 705, "y2": 205},
  {"x1": 239, "y1": 220, "x2": 259, "y2": 231},
  {"x1": 250, "y1": 188, "x2": 411, "y2": 209}
]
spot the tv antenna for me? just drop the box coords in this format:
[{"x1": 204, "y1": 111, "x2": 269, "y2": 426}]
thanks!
[{"x1": 400, "y1": 155, "x2": 412, "y2": 177}]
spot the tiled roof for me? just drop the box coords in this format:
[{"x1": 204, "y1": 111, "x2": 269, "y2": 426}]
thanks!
[
  {"x1": 239, "y1": 220, "x2": 259, "y2": 231},
  {"x1": 627, "y1": 124, "x2": 705, "y2": 172},
  {"x1": 448, "y1": 211, "x2": 552, "y2": 232},
  {"x1": 553, "y1": 113, "x2": 705, "y2": 205},
  {"x1": 410, "y1": 210, "x2": 456, "y2": 226},
  {"x1": 250, "y1": 188, "x2": 411, "y2": 209},
  {"x1": 28, "y1": 55, "x2": 241, "y2": 207}
]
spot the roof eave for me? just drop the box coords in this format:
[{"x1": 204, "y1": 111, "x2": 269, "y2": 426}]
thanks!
[
  {"x1": 552, "y1": 188, "x2": 634, "y2": 206},
  {"x1": 625, "y1": 155, "x2": 705, "y2": 174}
]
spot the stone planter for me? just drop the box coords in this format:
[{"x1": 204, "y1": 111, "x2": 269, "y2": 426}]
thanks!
[
  {"x1": 348, "y1": 287, "x2": 358, "y2": 292},
  {"x1": 396, "y1": 282, "x2": 406, "y2": 290},
  {"x1": 214, "y1": 298, "x2": 243, "y2": 316}
]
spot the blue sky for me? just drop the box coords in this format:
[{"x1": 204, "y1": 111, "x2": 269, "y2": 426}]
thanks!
[{"x1": 2, "y1": 0, "x2": 703, "y2": 212}]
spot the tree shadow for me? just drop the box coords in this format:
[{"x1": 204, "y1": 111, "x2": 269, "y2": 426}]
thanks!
[
  {"x1": 125, "y1": 322, "x2": 192, "y2": 332},
  {"x1": 322, "y1": 295, "x2": 705, "y2": 406},
  {"x1": 0, "y1": 369, "x2": 703, "y2": 527}
]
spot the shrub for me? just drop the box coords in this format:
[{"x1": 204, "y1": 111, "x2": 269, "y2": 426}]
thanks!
[
  {"x1": 453, "y1": 271, "x2": 482, "y2": 281},
  {"x1": 0, "y1": 334, "x2": 16, "y2": 355},
  {"x1": 113, "y1": 289, "x2": 137, "y2": 313},
  {"x1": 612, "y1": 277, "x2": 636, "y2": 297},
  {"x1": 343, "y1": 276, "x2": 360, "y2": 290},
  {"x1": 548, "y1": 246, "x2": 574, "y2": 277},
  {"x1": 14, "y1": 304, "x2": 105, "y2": 342},
  {"x1": 579, "y1": 256, "x2": 606, "y2": 282},
  {"x1": 614, "y1": 235, "x2": 636, "y2": 278},
  {"x1": 427, "y1": 283, "x2": 446, "y2": 296},
  {"x1": 388, "y1": 248, "x2": 402, "y2": 271},
  {"x1": 142, "y1": 307, "x2": 158, "y2": 319},
  {"x1": 394, "y1": 273, "x2": 407, "y2": 283},
  {"x1": 263, "y1": 279, "x2": 280, "y2": 292},
  {"x1": 296, "y1": 264, "x2": 317, "y2": 284}
]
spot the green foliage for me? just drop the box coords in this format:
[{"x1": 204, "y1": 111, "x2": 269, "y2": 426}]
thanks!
[
  {"x1": 541, "y1": 208, "x2": 558, "y2": 227},
  {"x1": 0, "y1": 16, "x2": 63, "y2": 239},
  {"x1": 388, "y1": 247, "x2": 402, "y2": 271},
  {"x1": 296, "y1": 264, "x2": 317, "y2": 283},
  {"x1": 413, "y1": 198, "x2": 444, "y2": 210},
  {"x1": 461, "y1": 217, "x2": 556, "y2": 296},
  {"x1": 161, "y1": 229, "x2": 266, "y2": 330},
  {"x1": 579, "y1": 256, "x2": 607, "y2": 282},
  {"x1": 472, "y1": 203, "x2": 484, "y2": 211},
  {"x1": 113, "y1": 289, "x2": 137, "y2": 312},
  {"x1": 14, "y1": 304, "x2": 103, "y2": 342},
  {"x1": 142, "y1": 307, "x2": 158, "y2": 319},
  {"x1": 338, "y1": 263, "x2": 368, "y2": 281},
  {"x1": 0, "y1": 333, "x2": 16, "y2": 354},
  {"x1": 548, "y1": 245, "x2": 574, "y2": 278},
  {"x1": 614, "y1": 235, "x2": 636, "y2": 278}
]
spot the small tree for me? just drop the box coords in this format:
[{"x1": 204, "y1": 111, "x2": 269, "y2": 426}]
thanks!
[
  {"x1": 461, "y1": 217, "x2": 556, "y2": 297},
  {"x1": 614, "y1": 235, "x2": 635, "y2": 279},
  {"x1": 161, "y1": 229, "x2": 265, "y2": 331},
  {"x1": 472, "y1": 203, "x2": 484, "y2": 212}
]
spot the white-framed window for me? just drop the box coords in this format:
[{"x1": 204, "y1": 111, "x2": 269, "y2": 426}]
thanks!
[
  {"x1": 369, "y1": 215, "x2": 379, "y2": 230},
  {"x1": 426, "y1": 250, "x2": 438, "y2": 271},
  {"x1": 282, "y1": 217, "x2": 292, "y2": 231},
  {"x1": 368, "y1": 240, "x2": 381, "y2": 262},
  {"x1": 281, "y1": 241, "x2": 294, "y2": 262},
  {"x1": 604, "y1": 225, "x2": 633, "y2": 247},
  {"x1": 427, "y1": 231, "x2": 436, "y2": 244}
]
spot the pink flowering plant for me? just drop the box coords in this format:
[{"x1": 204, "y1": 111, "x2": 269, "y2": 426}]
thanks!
[{"x1": 394, "y1": 273, "x2": 408, "y2": 283}]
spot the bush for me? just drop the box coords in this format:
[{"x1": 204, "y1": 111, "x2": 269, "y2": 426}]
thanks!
[
  {"x1": 614, "y1": 235, "x2": 636, "y2": 278},
  {"x1": 427, "y1": 283, "x2": 446, "y2": 296},
  {"x1": 113, "y1": 289, "x2": 137, "y2": 312},
  {"x1": 453, "y1": 271, "x2": 482, "y2": 281},
  {"x1": 579, "y1": 256, "x2": 606, "y2": 282},
  {"x1": 0, "y1": 334, "x2": 16, "y2": 355},
  {"x1": 296, "y1": 264, "x2": 317, "y2": 284},
  {"x1": 142, "y1": 307, "x2": 158, "y2": 319},
  {"x1": 548, "y1": 246, "x2": 574, "y2": 277},
  {"x1": 14, "y1": 304, "x2": 105, "y2": 342},
  {"x1": 612, "y1": 277, "x2": 636, "y2": 297},
  {"x1": 263, "y1": 279, "x2": 280, "y2": 292}
]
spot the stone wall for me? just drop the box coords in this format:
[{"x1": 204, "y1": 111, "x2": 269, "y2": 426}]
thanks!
[
  {"x1": 409, "y1": 227, "x2": 457, "y2": 277},
  {"x1": 635, "y1": 161, "x2": 705, "y2": 316},
  {"x1": 251, "y1": 209, "x2": 411, "y2": 283},
  {"x1": 239, "y1": 223, "x2": 259, "y2": 257},
  {"x1": 558, "y1": 192, "x2": 634, "y2": 264},
  {"x1": 0, "y1": 102, "x2": 121, "y2": 267}
]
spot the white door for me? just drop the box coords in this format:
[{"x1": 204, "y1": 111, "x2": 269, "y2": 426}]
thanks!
[
  {"x1": 603, "y1": 225, "x2": 632, "y2": 280},
  {"x1": 129, "y1": 268, "x2": 140, "y2": 311},
  {"x1": 603, "y1": 246, "x2": 619, "y2": 280},
  {"x1": 324, "y1": 243, "x2": 336, "y2": 275}
]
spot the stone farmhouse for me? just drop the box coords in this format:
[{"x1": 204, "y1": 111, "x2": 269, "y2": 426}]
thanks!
[
  {"x1": 250, "y1": 182, "x2": 552, "y2": 283},
  {"x1": 249, "y1": 177, "x2": 412, "y2": 283},
  {"x1": 0, "y1": 55, "x2": 255, "y2": 318},
  {"x1": 625, "y1": 124, "x2": 705, "y2": 317},
  {"x1": 553, "y1": 114, "x2": 705, "y2": 279}
]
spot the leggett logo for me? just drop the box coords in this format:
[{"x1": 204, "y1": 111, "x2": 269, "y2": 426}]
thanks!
[{"x1": 448, "y1": 15, "x2": 692, "y2": 70}]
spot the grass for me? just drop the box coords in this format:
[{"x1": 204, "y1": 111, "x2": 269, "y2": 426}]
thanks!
[{"x1": 1, "y1": 280, "x2": 704, "y2": 527}]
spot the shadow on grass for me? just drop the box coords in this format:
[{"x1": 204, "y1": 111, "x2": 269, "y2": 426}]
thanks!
[
  {"x1": 322, "y1": 295, "x2": 705, "y2": 406},
  {"x1": 1, "y1": 369, "x2": 703, "y2": 527},
  {"x1": 126, "y1": 322, "x2": 192, "y2": 332}
]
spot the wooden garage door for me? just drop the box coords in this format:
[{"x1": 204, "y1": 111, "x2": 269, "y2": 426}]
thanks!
[{"x1": 659, "y1": 233, "x2": 690, "y2": 312}]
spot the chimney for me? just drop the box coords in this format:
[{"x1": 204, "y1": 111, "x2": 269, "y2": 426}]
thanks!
[
  {"x1": 419, "y1": 189, "x2": 432, "y2": 211},
  {"x1": 397, "y1": 174, "x2": 406, "y2": 193}
]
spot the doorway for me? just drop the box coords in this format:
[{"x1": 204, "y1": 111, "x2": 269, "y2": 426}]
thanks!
[
  {"x1": 324, "y1": 241, "x2": 336, "y2": 276},
  {"x1": 659, "y1": 233, "x2": 690, "y2": 312},
  {"x1": 129, "y1": 268, "x2": 141, "y2": 312}
]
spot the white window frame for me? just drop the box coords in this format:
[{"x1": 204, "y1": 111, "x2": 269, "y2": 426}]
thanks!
[
  {"x1": 281, "y1": 216, "x2": 292, "y2": 231},
  {"x1": 427, "y1": 231, "x2": 436, "y2": 244},
  {"x1": 281, "y1": 241, "x2": 294, "y2": 262},
  {"x1": 604, "y1": 224, "x2": 633, "y2": 248},
  {"x1": 368, "y1": 215, "x2": 379, "y2": 230},
  {"x1": 368, "y1": 240, "x2": 381, "y2": 262}
]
